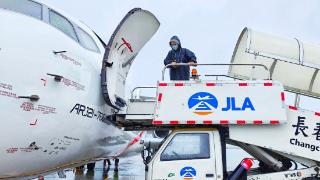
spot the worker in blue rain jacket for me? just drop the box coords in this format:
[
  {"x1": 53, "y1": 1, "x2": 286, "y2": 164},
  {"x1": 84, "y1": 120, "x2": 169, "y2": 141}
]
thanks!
[{"x1": 164, "y1": 36, "x2": 197, "y2": 80}]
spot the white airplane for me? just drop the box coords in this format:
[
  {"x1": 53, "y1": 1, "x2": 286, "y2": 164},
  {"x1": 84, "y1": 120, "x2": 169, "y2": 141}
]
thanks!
[
  {"x1": 192, "y1": 96, "x2": 213, "y2": 101},
  {"x1": 0, "y1": 0, "x2": 160, "y2": 179}
]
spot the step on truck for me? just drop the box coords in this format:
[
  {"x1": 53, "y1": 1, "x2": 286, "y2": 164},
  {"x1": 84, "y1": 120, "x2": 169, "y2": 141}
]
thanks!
[{"x1": 117, "y1": 28, "x2": 320, "y2": 180}]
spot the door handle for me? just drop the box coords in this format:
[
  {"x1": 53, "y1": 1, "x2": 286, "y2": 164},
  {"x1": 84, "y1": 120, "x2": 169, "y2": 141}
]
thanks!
[
  {"x1": 104, "y1": 61, "x2": 113, "y2": 67},
  {"x1": 53, "y1": 50, "x2": 67, "y2": 55},
  {"x1": 18, "y1": 95, "x2": 40, "y2": 102},
  {"x1": 206, "y1": 173, "x2": 214, "y2": 177},
  {"x1": 47, "y1": 73, "x2": 63, "y2": 82}
]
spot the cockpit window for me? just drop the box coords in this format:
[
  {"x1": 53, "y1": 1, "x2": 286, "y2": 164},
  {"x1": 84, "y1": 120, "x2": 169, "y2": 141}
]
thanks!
[
  {"x1": 49, "y1": 10, "x2": 78, "y2": 41},
  {"x1": 76, "y1": 27, "x2": 100, "y2": 53},
  {"x1": 0, "y1": 0, "x2": 42, "y2": 20}
]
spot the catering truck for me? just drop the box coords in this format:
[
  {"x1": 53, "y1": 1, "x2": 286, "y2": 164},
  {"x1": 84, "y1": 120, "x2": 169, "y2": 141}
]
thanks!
[
  {"x1": 122, "y1": 78, "x2": 319, "y2": 180},
  {"x1": 117, "y1": 28, "x2": 320, "y2": 180}
]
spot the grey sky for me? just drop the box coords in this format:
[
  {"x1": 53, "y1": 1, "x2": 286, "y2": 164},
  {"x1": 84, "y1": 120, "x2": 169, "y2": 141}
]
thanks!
[{"x1": 41, "y1": 0, "x2": 320, "y2": 110}]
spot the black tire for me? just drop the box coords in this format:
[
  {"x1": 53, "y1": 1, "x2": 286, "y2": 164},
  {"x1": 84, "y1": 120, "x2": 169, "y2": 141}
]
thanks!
[
  {"x1": 87, "y1": 163, "x2": 95, "y2": 171},
  {"x1": 303, "y1": 177, "x2": 320, "y2": 180}
]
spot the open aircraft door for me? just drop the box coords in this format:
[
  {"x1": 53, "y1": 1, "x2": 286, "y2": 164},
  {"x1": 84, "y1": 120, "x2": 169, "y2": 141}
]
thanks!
[{"x1": 101, "y1": 8, "x2": 160, "y2": 110}]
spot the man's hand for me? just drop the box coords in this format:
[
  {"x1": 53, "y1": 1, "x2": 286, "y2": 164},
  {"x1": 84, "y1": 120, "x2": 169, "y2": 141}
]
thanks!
[
  {"x1": 171, "y1": 61, "x2": 177, "y2": 68},
  {"x1": 188, "y1": 61, "x2": 197, "y2": 66}
]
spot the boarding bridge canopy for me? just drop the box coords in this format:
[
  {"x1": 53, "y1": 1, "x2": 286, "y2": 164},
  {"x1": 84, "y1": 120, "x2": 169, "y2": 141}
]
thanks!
[{"x1": 229, "y1": 27, "x2": 320, "y2": 98}]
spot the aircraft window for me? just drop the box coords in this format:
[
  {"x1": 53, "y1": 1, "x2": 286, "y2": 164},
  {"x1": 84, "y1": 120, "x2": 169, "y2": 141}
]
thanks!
[
  {"x1": 76, "y1": 27, "x2": 100, "y2": 53},
  {"x1": 49, "y1": 10, "x2": 78, "y2": 41},
  {"x1": 160, "y1": 133, "x2": 210, "y2": 161},
  {"x1": 0, "y1": 0, "x2": 42, "y2": 20}
]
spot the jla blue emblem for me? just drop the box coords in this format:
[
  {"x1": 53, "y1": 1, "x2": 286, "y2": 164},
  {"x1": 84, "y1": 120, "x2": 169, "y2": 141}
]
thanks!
[
  {"x1": 180, "y1": 166, "x2": 196, "y2": 179},
  {"x1": 188, "y1": 92, "x2": 218, "y2": 115}
]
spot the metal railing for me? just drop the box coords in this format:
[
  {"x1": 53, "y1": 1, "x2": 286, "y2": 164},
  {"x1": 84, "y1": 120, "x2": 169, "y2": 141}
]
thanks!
[
  {"x1": 130, "y1": 86, "x2": 157, "y2": 99},
  {"x1": 162, "y1": 63, "x2": 271, "y2": 81}
]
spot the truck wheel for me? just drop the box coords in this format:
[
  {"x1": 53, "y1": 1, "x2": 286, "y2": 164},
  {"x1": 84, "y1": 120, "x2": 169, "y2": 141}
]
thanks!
[
  {"x1": 302, "y1": 177, "x2": 320, "y2": 180},
  {"x1": 258, "y1": 162, "x2": 274, "y2": 173}
]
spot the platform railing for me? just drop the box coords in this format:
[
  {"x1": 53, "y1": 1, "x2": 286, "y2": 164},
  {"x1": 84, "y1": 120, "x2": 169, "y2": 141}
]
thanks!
[
  {"x1": 130, "y1": 86, "x2": 157, "y2": 99},
  {"x1": 162, "y1": 63, "x2": 271, "y2": 81}
]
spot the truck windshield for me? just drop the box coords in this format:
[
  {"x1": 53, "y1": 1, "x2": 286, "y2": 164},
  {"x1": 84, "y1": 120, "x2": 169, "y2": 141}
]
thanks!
[{"x1": 160, "y1": 133, "x2": 210, "y2": 161}]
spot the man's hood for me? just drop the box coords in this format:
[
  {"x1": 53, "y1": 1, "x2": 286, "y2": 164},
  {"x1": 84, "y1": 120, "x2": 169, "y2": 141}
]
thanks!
[{"x1": 170, "y1": 35, "x2": 181, "y2": 46}]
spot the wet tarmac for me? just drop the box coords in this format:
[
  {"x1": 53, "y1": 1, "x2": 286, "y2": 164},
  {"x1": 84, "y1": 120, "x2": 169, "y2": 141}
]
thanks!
[
  {"x1": 43, "y1": 155, "x2": 145, "y2": 180},
  {"x1": 41, "y1": 146, "x2": 252, "y2": 180}
]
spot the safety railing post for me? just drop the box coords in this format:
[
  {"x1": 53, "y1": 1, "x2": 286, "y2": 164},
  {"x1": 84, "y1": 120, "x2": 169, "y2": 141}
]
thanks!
[{"x1": 162, "y1": 63, "x2": 271, "y2": 81}]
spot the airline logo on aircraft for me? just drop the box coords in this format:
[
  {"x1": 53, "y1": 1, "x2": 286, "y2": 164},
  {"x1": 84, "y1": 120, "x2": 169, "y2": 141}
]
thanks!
[
  {"x1": 180, "y1": 166, "x2": 196, "y2": 179},
  {"x1": 188, "y1": 92, "x2": 218, "y2": 115},
  {"x1": 188, "y1": 92, "x2": 255, "y2": 115}
]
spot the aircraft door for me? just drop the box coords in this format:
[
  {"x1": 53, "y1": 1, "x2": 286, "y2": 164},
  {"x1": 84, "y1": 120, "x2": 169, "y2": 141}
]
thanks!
[{"x1": 101, "y1": 8, "x2": 160, "y2": 110}]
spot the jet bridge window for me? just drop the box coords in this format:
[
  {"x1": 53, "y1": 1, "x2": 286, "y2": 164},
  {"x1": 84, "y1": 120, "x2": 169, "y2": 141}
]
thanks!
[
  {"x1": 160, "y1": 133, "x2": 210, "y2": 161},
  {"x1": 0, "y1": 0, "x2": 42, "y2": 20},
  {"x1": 76, "y1": 27, "x2": 100, "y2": 53},
  {"x1": 49, "y1": 10, "x2": 78, "y2": 41}
]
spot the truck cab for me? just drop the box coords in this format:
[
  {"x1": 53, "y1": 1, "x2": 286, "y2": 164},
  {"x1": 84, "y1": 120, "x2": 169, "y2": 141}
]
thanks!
[{"x1": 146, "y1": 129, "x2": 224, "y2": 180}]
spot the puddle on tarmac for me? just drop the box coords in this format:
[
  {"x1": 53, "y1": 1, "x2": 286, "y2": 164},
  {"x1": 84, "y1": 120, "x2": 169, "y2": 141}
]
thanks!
[
  {"x1": 38, "y1": 146, "x2": 250, "y2": 180},
  {"x1": 43, "y1": 155, "x2": 145, "y2": 180}
]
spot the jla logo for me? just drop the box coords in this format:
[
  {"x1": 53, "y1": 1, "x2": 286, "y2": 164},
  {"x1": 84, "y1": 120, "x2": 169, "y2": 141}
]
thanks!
[{"x1": 188, "y1": 92, "x2": 255, "y2": 116}]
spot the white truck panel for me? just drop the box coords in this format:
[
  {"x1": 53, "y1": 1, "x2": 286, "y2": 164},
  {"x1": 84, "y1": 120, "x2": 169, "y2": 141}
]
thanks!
[
  {"x1": 154, "y1": 81, "x2": 286, "y2": 125},
  {"x1": 229, "y1": 106, "x2": 320, "y2": 162}
]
